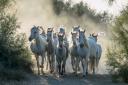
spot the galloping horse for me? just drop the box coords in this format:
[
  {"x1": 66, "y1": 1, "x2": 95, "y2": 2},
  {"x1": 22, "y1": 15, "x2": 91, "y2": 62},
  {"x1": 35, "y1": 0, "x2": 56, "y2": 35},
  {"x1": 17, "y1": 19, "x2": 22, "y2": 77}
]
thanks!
[
  {"x1": 70, "y1": 26, "x2": 80, "y2": 74},
  {"x1": 77, "y1": 30, "x2": 90, "y2": 77},
  {"x1": 91, "y1": 33, "x2": 102, "y2": 69},
  {"x1": 46, "y1": 27, "x2": 56, "y2": 73},
  {"x1": 29, "y1": 26, "x2": 47, "y2": 75},
  {"x1": 70, "y1": 31, "x2": 80, "y2": 74},
  {"x1": 88, "y1": 33, "x2": 97, "y2": 75},
  {"x1": 56, "y1": 32, "x2": 67, "y2": 75}
]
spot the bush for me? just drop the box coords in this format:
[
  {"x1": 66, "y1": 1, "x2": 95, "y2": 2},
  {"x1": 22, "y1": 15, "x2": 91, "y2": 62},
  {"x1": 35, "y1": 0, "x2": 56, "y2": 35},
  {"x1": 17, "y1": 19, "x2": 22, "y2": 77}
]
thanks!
[
  {"x1": 0, "y1": 0, "x2": 33, "y2": 80},
  {"x1": 106, "y1": 7, "x2": 128, "y2": 83}
]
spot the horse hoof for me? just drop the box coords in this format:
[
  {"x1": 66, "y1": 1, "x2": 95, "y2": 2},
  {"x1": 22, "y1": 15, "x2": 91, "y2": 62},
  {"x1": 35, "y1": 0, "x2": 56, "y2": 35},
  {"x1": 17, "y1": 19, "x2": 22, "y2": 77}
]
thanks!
[
  {"x1": 83, "y1": 75, "x2": 86, "y2": 77},
  {"x1": 86, "y1": 72, "x2": 88, "y2": 75},
  {"x1": 50, "y1": 70, "x2": 53, "y2": 73},
  {"x1": 60, "y1": 72, "x2": 64, "y2": 76},
  {"x1": 38, "y1": 73, "x2": 40, "y2": 75}
]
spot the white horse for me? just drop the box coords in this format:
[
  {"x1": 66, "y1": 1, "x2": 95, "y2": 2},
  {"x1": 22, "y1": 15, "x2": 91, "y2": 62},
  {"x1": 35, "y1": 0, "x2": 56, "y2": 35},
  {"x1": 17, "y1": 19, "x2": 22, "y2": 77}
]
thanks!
[
  {"x1": 29, "y1": 26, "x2": 47, "y2": 75},
  {"x1": 91, "y1": 34, "x2": 102, "y2": 69},
  {"x1": 70, "y1": 31, "x2": 80, "y2": 74},
  {"x1": 87, "y1": 34, "x2": 97, "y2": 75},
  {"x1": 70, "y1": 26, "x2": 80, "y2": 74},
  {"x1": 46, "y1": 27, "x2": 56, "y2": 73},
  {"x1": 56, "y1": 33, "x2": 67, "y2": 75},
  {"x1": 77, "y1": 30, "x2": 90, "y2": 77}
]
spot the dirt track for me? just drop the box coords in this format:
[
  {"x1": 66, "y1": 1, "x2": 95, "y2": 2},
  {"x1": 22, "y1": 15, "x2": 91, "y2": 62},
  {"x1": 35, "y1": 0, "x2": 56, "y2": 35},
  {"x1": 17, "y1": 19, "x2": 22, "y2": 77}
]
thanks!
[{"x1": 0, "y1": 73, "x2": 127, "y2": 85}]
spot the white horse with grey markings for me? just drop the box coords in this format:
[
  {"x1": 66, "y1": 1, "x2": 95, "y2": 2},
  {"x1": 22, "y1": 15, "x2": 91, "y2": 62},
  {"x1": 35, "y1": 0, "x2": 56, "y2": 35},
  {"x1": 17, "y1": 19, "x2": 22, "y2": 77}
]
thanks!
[
  {"x1": 56, "y1": 32, "x2": 67, "y2": 76},
  {"x1": 29, "y1": 26, "x2": 47, "y2": 75},
  {"x1": 70, "y1": 31, "x2": 80, "y2": 74},
  {"x1": 46, "y1": 27, "x2": 56, "y2": 73},
  {"x1": 70, "y1": 26, "x2": 81, "y2": 74},
  {"x1": 77, "y1": 30, "x2": 90, "y2": 77},
  {"x1": 88, "y1": 33, "x2": 97, "y2": 75},
  {"x1": 91, "y1": 33, "x2": 102, "y2": 69}
]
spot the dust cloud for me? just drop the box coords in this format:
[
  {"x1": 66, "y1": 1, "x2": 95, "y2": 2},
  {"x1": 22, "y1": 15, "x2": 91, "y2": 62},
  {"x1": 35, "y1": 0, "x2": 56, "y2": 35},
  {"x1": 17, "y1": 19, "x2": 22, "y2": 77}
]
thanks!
[{"x1": 16, "y1": 0, "x2": 111, "y2": 74}]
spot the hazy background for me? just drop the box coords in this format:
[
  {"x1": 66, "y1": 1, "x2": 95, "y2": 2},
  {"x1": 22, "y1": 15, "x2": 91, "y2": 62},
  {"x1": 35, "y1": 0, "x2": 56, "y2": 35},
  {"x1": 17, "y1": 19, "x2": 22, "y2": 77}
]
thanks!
[{"x1": 15, "y1": 0, "x2": 127, "y2": 74}]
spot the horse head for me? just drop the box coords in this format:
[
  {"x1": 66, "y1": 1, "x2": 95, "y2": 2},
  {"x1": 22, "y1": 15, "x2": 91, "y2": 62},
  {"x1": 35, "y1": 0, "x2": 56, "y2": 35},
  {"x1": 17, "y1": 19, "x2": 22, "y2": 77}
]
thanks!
[
  {"x1": 58, "y1": 32, "x2": 64, "y2": 48},
  {"x1": 92, "y1": 32, "x2": 98, "y2": 42},
  {"x1": 47, "y1": 27, "x2": 54, "y2": 42},
  {"x1": 72, "y1": 25, "x2": 80, "y2": 32},
  {"x1": 79, "y1": 29, "x2": 86, "y2": 48},
  {"x1": 29, "y1": 26, "x2": 40, "y2": 41},
  {"x1": 71, "y1": 31, "x2": 78, "y2": 46}
]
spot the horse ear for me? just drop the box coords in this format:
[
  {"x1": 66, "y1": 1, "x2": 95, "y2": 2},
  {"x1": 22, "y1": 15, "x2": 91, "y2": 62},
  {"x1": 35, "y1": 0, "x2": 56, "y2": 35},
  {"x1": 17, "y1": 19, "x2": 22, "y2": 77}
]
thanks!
[
  {"x1": 52, "y1": 27, "x2": 54, "y2": 31},
  {"x1": 90, "y1": 33, "x2": 92, "y2": 36},
  {"x1": 96, "y1": 34, "x2": 98, "y2": 37},
  {"x1": 84, "y1": 29, "x2": 85, "y2": 33}
]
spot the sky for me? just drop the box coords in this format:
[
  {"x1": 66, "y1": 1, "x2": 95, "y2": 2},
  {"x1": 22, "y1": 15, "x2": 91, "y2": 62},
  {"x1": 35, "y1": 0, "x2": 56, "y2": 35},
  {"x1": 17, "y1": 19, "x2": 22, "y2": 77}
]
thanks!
[{"x1": 66, "y1": 0, "x2": 128, "y2": 16}]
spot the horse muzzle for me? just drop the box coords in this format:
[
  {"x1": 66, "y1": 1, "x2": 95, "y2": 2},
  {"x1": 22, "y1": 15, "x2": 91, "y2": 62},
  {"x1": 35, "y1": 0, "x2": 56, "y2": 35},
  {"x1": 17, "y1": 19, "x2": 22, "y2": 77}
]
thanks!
[
  {"x1": 80, "y1": 43, "x2": 84, "y2": 48},
  {"x1": 29, "y1": 37, "x2": 32, "y2": 41}
]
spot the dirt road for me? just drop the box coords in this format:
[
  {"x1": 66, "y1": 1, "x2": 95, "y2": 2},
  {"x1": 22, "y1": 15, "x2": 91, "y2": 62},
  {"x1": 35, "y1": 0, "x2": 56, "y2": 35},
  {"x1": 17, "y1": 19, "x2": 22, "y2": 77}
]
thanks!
[{"x1": 0, "y1": 73, "x2": 127, "y2": 85}]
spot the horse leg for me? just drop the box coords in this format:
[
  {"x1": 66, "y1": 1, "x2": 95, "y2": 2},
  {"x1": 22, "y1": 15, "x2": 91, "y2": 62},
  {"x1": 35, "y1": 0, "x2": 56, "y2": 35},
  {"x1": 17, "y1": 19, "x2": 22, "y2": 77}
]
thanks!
[
  {"x1": 62, "y1": 61, "x2": 66, "y2": 75},
  {"x1": 58, "y1": 63, "x2": 61, "y2": 75},
  {"x1": 75, "y1": 57, "x2": 79, "y2": 74},
  {"x1": 57, "y1": 57, "x2": 61, "y2": 75},
  {"x1": 41, "y1": 53, "x2": 45, "y2": 74},
  {"x1": 35, "y1": 54, "x2": 40, "y2": 75},
  {"x1": 89, "y1": 57, "x2": 93, "y2": 74},
  {"x1": 81, "y1": 58, "x2": 86, "y2": 77},
  {"x1": 76, "y1": 57, "x2": 81, "y2": 73},
  {"x1": 93, "y1": 57, "x2": 96, "y2": 75},
  {"x1": 86, "y1": 61, "x2": 88, "y2": 75},
  {"x1": 48, "y1": 55, "x2": 52, "y2": 73},
  {"x1": 71, "y1": 55, "x2": 75, "y2": 73},
  {"x1": 51, "y1": 53, "x2": 55, "y2": 73},
  {"x1": 95, "y1": 57, "x2": 99, "y2": 72}
]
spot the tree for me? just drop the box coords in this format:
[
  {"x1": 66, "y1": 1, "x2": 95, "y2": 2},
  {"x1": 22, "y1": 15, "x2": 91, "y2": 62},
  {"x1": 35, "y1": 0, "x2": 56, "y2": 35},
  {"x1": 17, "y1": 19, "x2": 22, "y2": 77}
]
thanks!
[
  {"x1": 0, "y1": 0, "x2": 33, "y2": 80},
  {"x1": 106, "y1": 7, "x2": 128, "y2": 83}
]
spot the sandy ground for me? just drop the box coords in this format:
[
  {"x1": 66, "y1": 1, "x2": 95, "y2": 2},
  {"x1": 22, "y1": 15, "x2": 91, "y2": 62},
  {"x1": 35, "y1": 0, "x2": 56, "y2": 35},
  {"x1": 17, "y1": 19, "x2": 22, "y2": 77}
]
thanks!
[{"x1": 0, "y1": 73, "x2": 127, "y2": 85}]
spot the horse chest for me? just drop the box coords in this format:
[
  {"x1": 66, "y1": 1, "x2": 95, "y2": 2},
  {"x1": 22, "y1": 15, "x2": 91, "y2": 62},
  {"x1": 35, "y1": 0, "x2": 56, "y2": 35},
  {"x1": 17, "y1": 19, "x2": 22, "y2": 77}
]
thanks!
[
  {"x1": 78, "y1": 47, "x2": 89, "y2": 57},
  {"x1": 71, "y1": 46, "x2": 78, "y2": 56},
  {"x1": 47, "y1": 42, "x2": 54, "y2": 54}
]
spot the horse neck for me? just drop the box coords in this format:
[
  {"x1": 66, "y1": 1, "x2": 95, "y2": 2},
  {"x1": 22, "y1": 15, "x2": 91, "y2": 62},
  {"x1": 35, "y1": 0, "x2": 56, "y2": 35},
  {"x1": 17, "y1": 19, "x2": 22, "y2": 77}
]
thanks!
[
  {"x1": 72, "y1": 39, "x2": 78, "y2": 47},
  {"x1": 48, "y1": 38, "x2": 54, "y2": 47},
  {"x1": 35, "y1": 34, "x2": 45, "y2": 47},
  {"x1": 83, "y1": 36, "x2": 89, "y2": 48},
  {"x1": 89, "y1": 36, "x2": 97, "y2": 43},
  {"x1": 35, "y1": 35, "x2": 40, "y2": 45},
  {"x1": 58, "y1": 41, "x2": 64, "y2": 47}
]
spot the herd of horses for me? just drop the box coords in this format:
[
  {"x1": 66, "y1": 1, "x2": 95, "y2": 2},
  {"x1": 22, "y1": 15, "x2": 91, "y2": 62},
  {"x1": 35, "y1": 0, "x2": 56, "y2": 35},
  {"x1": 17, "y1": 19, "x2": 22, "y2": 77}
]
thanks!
[{"x1": 29, "y1": 25, "x2": 102, "y2": 77}]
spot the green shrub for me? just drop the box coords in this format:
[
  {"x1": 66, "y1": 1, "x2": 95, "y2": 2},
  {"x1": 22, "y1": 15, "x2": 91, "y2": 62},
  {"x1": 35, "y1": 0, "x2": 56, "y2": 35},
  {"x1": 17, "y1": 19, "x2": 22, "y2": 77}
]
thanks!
[
  {"x1": 106, "y1": 7, "x2": 128, "y2": 83},
  {"x1": 0, "y1": 0, "x2": 33, "y2": 80}
]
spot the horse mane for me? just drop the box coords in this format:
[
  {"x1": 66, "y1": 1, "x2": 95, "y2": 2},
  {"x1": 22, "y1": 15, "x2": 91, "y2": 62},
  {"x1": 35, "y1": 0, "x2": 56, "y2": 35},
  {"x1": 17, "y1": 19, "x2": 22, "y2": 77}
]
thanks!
[
  {"x1": 38, "y1": 35, "x2": 48, "y2": 46},
  {"x1": 84, "y1": 37, "x2": 89, "y2": 48},
  {"x1": 88, "y1": 36, "x2": 96, "y2": 43}
]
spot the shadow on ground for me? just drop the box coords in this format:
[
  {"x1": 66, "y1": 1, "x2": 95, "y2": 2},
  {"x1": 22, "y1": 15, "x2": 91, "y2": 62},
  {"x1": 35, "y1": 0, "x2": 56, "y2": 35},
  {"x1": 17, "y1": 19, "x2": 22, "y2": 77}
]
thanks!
[{"x1": 0, "y1": 73, "x2": 127, "y2": 85}]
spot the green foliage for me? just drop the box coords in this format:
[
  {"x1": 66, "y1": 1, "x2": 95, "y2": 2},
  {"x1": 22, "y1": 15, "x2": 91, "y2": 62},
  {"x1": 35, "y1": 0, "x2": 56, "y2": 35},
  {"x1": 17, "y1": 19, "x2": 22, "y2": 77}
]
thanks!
[
  {"x1": 106, "y1": 7, "x2": 128, "y2": 83},
  {"x1": 0, "y1": 0, "x2": 33, "y2": 80},
  {"x1": 52, "y1": 0, "x2": 112, "y2": 23},
  {"x1": 0, "y1": 13, "x2": 33, "y2": 72},
  {"x1": 0, "y1": 0, "x2": 13, "y2": 11},
  {"x1": 73, "y1": 2, "x2": 85, "y2": 16},
  {"x1": 53, "y1": 0, "x2": 64, "y2": 15}
]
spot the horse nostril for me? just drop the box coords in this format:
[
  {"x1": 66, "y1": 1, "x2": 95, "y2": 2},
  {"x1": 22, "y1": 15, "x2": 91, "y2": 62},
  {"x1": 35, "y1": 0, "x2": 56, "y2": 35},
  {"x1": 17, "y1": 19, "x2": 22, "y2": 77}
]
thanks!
[
  {"x1": 29, "y1": 37, "x2": 32, "y2": 41},
  {"x1": 80, "y1": 43, "x2": 84, "y2": 48}
]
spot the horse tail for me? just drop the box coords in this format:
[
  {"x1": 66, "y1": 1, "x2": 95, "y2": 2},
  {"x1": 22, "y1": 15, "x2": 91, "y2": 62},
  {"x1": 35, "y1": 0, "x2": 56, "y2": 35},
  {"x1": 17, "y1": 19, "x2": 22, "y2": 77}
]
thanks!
[{"x1": 96, "y1": 44, "x2": 102, "y2": 68}]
